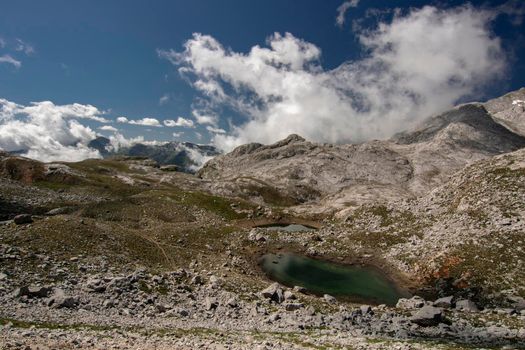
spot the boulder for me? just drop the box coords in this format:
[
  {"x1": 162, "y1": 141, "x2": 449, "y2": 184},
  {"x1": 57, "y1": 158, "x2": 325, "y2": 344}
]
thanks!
[
  {"x1": 305, "y1": 306, "x2": 316, "y2": 316},
  {"x1": 284, "y1": 302, "x2": 304, "y2": 311},
  {"x1": 508, "y1": 296, "x2": 525, "y2": 311},
  {"x1": 15, "y1": 286, "x2": 51, "y2": 298},
  {"x1": 323, "y1": 294, "x2": 337, "y2": 304},
  {"x1": 45, "y1": 207, "x2": 76, "y2": 216},
  {"x1": 178, "y1": 308, "x2": 189, "y2": 317},
  {"x1": 260, "y1": 283, "x2": 279, "y2": 298},
  {"x1": 226, "y1": 297, "x2": 239, "y2": 308},
  {"x1": 260, "y1": 283, "x2": 285, "y2": 303},
  {"x1": 208, "y1": 275, "x2": 221, "y2": 288},
  {"x1": 49, "y1": 289, "x2": 79, "y2": 309},
  {"x1": 85, "y1": 278, "x2": 106, "y2": 293},
  {"x1": 155, "y1": 304, "x2": 168, "y2": 313},
  {"x1": 103, "y1": 299, "x2": 115, "y2": 308},
  {"x1": 27, "y1": 286, "x2": 52, "y2": 298},
  {"x1": 268, "y1": 313, "x2": 281, "y2": 322},
  {"x1": 360, "y1": 305, "x2": 373, "y2": 315},
  {"x1": 410, "y1": 306, "x2": 444, "y2": 326},
  {"x1": 14, "y1": 214, "x2": 32, "y2": 225},
  {"x1": 204, "y1": 297, "x2": 218, "y2": 311},
  {"x1": 191, "y1": 275, "x2": 203, "y2": 285},
  {"x1": 56, "y1": 295, "x2": 79, "y2": 309},
  {"x1": 396, "y1": 296, "x2": 426, "y2": 309},
  {"x1": 495, "y1": 308, "x2": 516, "y2": 315},
  {"x1": 455, "y1": 299, "x2": 479, "y2": 312},
  {"x1": 284, "y1": 290, "x2": 296, "y2": 300},
  {"x1": 433, "y1": 296, "x2": 454, "y2": 309},
  {"x1": 293, "y1": 286, "x2": 307, "y2": 293}
]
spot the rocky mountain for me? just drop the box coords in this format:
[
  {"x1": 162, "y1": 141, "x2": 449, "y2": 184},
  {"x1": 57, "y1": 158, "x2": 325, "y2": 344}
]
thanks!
[
  {"x1": 485, "y1": 87, "x2": 525, "y2": 137},
  {"x1": 115, "y1": 141, "x2": 220, "y2": 173},
  {"x1": 88, "y1": 137, "x2": 221, "y2": 173},
  {"x1": 199, "y1": 100, "x2": 525, "y2": 217},
  {"x1": 2, "y1": 88, "x2": 525, "y2": 349},
  {"x1": 87, "y1": 136, "x2": 111, "y2": 157}
]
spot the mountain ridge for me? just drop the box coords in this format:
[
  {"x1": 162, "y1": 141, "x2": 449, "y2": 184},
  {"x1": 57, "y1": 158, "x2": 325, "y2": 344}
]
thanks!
[
  {"x1": 86, "y1": 137, "x2": 220, "y2": 173},
  {"x1": 199, "y1": 92, "x2": 525, "y2": 216}
]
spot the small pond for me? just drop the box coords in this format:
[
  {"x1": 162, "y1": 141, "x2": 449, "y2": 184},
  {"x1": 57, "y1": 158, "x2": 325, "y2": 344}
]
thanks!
[
  {"x1": 260, "y1": 253, "x2": 405, "y2": 305},
  {"x1": 256, "y1": 223, "x2": 317, "y2": 232}
]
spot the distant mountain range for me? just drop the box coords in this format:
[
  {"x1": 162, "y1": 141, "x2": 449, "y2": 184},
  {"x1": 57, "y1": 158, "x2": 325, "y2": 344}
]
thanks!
[{"x1": 88, "y1": 137, "x2": 220, "y2": 173}]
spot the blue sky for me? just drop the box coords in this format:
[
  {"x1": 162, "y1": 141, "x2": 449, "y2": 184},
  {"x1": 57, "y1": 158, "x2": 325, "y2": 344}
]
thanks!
[{"x1": 0, "y1": 0, "x2": 524, "y2": 159}]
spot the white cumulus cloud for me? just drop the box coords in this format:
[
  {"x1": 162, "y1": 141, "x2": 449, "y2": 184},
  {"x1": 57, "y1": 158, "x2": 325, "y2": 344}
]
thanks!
[
  {"x1": 164, "y1": 117, "x2": 195, "y2": 128},
  {"x1": 191, "y1": 110, "x2": 218, "y2": 126},
  {"x1": 117, "y1": 116, "x2": 162, "y2": 127},
  {"x1": 130, "y1": 117, "x2": 161, "y2": 127},
  {"x1": 99, "y1": 125, "x2": 118, "y2": 132},
  {"x1": 161, "y1": 4, "x2": 508, "y2": 151},
  {"x1": 107, "y1": 133, "x2": 146, "y2": 152}
]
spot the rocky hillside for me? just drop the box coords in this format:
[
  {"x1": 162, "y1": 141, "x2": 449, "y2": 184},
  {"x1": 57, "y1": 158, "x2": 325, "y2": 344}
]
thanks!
[
  {"x1": 199, "y1": 100, "x2": 525, "y2": 217},
  {"x1": 2, "y1": 89, "x2": 525, "y2": 349},
  {"x1": 485, "y1": 87, "x2": 525, "y2": 137},
  {"x1": 299, "y1": 147, "x2": 525, "y2": 301},
  {"x1": 1, "y1": 153, "x2": 525, "y2": 349}
]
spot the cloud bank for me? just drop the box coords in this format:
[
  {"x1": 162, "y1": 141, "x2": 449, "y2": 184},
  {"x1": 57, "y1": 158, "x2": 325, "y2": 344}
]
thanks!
[
  {"x1": 0, "y1": 99, "x2": 106, "y2": 161},
  {"x1": 161, "y1": 4, "x2": 508, "y2": 151},
  {"x1": 0, "y1": 99, "x2": 213, "y2": 165}
]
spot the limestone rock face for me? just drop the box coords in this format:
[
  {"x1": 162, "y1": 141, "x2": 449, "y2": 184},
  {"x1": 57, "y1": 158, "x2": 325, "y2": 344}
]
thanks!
[
  {"x1": 199, "y1": 94, "x2": 525, "y2": 215},
  {"x1": 484, "y1": 87, "x2": 525, "y2": 137}
]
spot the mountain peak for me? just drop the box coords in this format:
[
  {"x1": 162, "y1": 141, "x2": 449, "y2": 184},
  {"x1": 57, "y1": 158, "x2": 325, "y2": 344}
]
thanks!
[{"x1": 277, "y1": 134, "x2": 306, "y2": 145}]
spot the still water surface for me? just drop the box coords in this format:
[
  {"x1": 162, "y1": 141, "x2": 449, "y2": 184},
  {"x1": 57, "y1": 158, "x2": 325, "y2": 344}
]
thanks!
[{"x1": 260, "y1": 253, "x2": 404, "y2": 305}]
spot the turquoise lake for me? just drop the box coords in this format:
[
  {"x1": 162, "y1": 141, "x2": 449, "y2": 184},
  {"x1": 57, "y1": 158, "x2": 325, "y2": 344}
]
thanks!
[{"x1": 260, "y1": 253, "x2": 405, "y2": 305}]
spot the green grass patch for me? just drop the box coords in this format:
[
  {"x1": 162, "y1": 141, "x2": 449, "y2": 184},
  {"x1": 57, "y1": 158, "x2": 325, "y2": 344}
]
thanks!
[
  {"x1": 141, "y1": 188, "x2": 254, "y2": 220},
  {"x1": 0, "y1": 317, "x2": 117, "y2": 332}
]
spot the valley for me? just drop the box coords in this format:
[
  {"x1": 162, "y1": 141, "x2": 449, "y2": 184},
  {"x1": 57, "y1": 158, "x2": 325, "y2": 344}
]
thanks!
[{"x1": 1, "y1": 89, "x2": 525, "y2": 349}]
